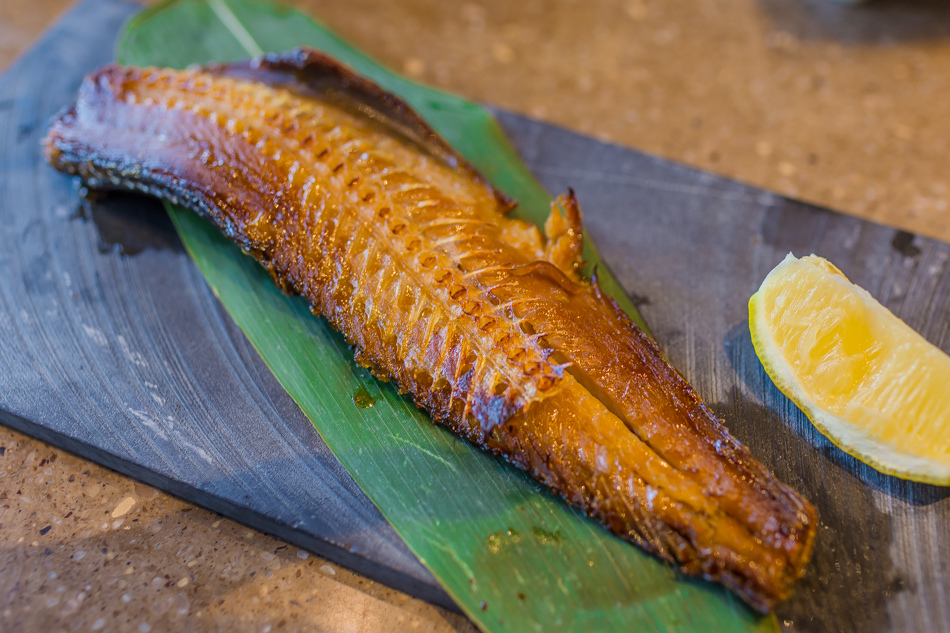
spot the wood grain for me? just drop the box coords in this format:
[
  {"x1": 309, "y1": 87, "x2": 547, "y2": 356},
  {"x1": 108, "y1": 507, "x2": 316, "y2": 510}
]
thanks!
[{"x1": 2, "y1": 1, "x2": 950, "y2": 631}]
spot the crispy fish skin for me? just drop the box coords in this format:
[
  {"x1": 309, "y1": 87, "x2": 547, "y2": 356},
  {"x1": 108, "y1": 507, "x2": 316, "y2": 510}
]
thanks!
[{"x1": 44, "y1": 48, "x2": 815, "y2": 611}]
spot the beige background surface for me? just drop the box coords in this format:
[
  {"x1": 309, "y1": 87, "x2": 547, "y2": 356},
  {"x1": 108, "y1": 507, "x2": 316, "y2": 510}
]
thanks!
[{"x1": 2, "y1": 0, "x2": 949, "y2": 631}]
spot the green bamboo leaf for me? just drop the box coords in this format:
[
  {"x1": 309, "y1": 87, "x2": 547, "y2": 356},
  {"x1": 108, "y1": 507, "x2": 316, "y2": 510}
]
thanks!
[{"x1": 118, "y1": 1, "x2": 778, "y2": 631}]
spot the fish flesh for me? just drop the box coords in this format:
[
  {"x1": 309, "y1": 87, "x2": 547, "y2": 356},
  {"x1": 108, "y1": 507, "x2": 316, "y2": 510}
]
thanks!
[
  {"x1": 45, "y1": 48, "x2": 816, "y2": 612},
  {"x1": 44, "y1": 48, "x2": 815, "y2": 611}
]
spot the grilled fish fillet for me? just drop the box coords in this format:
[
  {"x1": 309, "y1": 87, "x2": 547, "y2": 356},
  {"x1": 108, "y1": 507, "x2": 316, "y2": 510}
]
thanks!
[{"x1": 44, "y1": 48, "x2": 815, "y2": 611}]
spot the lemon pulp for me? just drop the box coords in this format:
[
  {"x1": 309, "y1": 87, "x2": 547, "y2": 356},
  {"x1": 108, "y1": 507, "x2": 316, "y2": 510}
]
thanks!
[{"x1": 749, "y1": 253, "x2": 950, "y2": 484}]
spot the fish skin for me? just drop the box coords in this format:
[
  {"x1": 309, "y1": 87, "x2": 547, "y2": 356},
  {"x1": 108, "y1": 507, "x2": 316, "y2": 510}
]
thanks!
[{"x1": 44, "y1": 48, "x2": 816, "y2": 612}]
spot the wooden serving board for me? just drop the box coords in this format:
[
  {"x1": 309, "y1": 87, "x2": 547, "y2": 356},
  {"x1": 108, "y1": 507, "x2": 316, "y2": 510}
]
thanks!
[{"x1": 3, "y1": 0, "x2": 949, "y2": 630}]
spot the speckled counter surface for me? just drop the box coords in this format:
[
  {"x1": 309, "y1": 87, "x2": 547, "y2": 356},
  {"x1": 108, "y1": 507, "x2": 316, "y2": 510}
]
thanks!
[{"x1": 2, "y1": 1, "x2": 949, "y2": 631}]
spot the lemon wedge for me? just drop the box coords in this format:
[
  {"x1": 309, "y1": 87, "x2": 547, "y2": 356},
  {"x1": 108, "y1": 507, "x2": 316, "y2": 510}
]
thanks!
[{"x1": 749, "y1": 253, "x2": 950, "y2": 484}]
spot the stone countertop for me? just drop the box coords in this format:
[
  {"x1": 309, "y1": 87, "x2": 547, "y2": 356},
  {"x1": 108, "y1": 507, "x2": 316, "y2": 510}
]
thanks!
[{"x1": 2, "y1": 0, "x2": 949, "y2": 631}]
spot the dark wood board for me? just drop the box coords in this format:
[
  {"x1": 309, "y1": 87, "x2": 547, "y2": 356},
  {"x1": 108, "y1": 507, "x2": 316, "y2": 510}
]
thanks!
[{"x1": 2, "y1": 0, "x2": 949, "y2": 630}]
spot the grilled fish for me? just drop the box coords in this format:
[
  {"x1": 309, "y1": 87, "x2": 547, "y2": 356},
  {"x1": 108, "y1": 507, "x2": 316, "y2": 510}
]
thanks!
[{"x1": 44, "y1": 48, "x2": 815, "y2": 611}]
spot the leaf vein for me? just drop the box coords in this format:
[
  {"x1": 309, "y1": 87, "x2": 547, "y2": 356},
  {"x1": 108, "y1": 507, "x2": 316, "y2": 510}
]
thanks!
[{"x1": 209, "y1": 0, "x2": 264, "y2": 56}]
